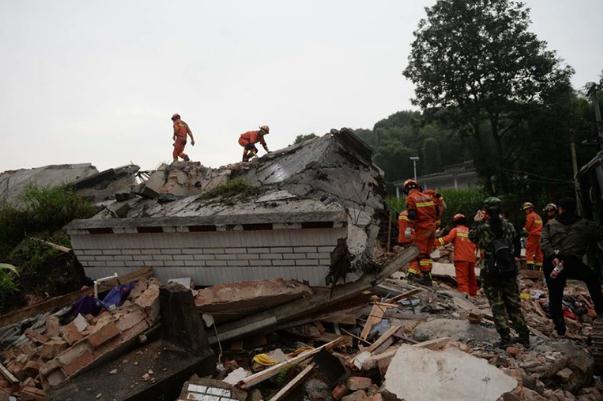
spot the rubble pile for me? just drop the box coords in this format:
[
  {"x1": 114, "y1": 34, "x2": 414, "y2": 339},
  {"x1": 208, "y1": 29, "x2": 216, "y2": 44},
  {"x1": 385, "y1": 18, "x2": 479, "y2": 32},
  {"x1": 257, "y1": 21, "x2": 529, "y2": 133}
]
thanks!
[
  {"x1": 184, "y1": 267, "x2": 602, "y2": 401},
  {"x1": 0, "y1": 277, "x2": 160, "y2": 399}
]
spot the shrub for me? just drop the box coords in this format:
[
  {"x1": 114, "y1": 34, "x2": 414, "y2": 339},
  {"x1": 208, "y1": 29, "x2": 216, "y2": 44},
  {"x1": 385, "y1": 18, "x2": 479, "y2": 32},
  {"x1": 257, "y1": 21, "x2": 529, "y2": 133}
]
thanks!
[
  {"x1": 0, "y1": 263, "x2": 21, "y2": 313},
  {"x1": 0, "y1": 185, "x2": 96, "y2": 259}
]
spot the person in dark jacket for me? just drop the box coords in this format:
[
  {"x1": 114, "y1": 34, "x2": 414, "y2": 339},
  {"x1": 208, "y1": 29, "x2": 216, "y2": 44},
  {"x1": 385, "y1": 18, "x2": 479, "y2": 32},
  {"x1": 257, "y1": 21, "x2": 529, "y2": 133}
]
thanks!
[
  {"x1": 469, "y1": 197, "x2": 530, "y2": 348},
  {"x1": 540, "y1": 197, "x2": 603, "y2": 335}
]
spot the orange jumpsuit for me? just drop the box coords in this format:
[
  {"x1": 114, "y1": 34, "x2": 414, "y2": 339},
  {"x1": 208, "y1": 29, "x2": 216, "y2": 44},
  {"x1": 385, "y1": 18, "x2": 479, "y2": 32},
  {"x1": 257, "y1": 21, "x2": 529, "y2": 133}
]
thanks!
[
  {"x1": 405, "y1": 189, "x2": 437, "y2": 275},
  {"x1": 398, "y1": 210, "x2": 415, "y2": 245},
  {"x1": 173, "y1": 120, "x2": 191, "y2": 160},
  {"x1": 239, "y1": 130, "x2": 268, "y2": 161},
  {"x1": 435, "y1": 225, "x2": 478, "y2": 296},
  {"x1": 424, "y1": 190, "x2": 446, "y2": 227},
  {"x1": 524, "y1": 210, "x2": 544, "y2": 268}
]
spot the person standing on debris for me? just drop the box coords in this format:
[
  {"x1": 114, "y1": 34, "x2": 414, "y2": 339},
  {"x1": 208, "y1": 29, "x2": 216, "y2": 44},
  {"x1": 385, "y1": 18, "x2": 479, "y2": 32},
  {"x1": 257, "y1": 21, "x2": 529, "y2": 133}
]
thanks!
[
  {"x1": 469, "y1": 197, "x2": 530, "y2": 348},
  {"x1": 239, "y1": 125, "x2": 270, "y2": 162},
  {"x1": 171, "y1": 114, "x2": 195, "y2": 162},
  {"x1": 522, "y1": 202, "x2": 544, "y2": 270},
  {"x1": 540, "y1": 197, "x2": 603, "y2": 336},
  {"x1": 434, "y1": 213, "x2": 478, "y2": 296},
  {"x1": 403, "y1": 179, "x2": 438, "y2": 286},
  {"x1": 543, "y1": 203, "x2": 558, "y2": 223},
  {"x1": 424, "y1": 189, "x2": 446, "y2": 228}
]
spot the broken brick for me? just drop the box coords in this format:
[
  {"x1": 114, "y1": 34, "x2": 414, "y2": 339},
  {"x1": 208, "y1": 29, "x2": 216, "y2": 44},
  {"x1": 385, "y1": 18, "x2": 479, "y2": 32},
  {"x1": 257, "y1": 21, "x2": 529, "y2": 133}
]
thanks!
[
  {"x1": 115, "y1": 309, "x2": 146, "y2": 332},
  {"x1": 60, "y1": 349, "x2": 95, "y2": 377},
  {"x1": 87, "y1": 322, "x2": 120, "y2": 348},
  {"x1": 24, "y1": 329, "x2": 48, "y2": 344},
  {"x1": 45, "y1": 316, "x2": 60, "y2": 338},
  {"x1": 342, "y1": 390, "x2": 368, "y2": 401},
  {"x1": 73, "y1": 314, "x2": 89, "y2": 333},
  {"x1": 60, "y1": 321, "x2": 83, "y2": 345},
  {"x1": 134, "y1": 284, "x2": 160, "y2": 323},
  {"x1": 40, "y1": 339, "x2": 68, "y2": 360},
  {"x1": 20, "y1": 385, "x2": 46, "y2": 400},
  {"x1": 23, "y1": 359, "x2": 42, "y2": 377},
  {"x1": 346, "y1": 377, "x2": 372, "y2": 391},
  {"x1": 332, "y1": 383, "x2": 350, "y2": 400}
]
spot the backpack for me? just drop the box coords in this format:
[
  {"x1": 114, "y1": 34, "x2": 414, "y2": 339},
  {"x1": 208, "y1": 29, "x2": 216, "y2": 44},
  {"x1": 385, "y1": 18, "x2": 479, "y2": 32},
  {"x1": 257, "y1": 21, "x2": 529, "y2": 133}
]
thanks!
[{"x1": 486, "y1": 237, "x2": 517, "y2": 278}]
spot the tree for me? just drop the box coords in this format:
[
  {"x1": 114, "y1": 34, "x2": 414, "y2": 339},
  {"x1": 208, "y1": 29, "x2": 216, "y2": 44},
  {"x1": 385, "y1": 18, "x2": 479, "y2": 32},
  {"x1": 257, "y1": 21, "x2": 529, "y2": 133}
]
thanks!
[
  {"x1": 292, "y1": 133, "x2": 318, "y2": 145},
  {"x1": 403, "y1": 0, "x2": 573, "y2": 192},
  {"x1": 421, "y1": 137, "x2": 442, "y2": 173}
]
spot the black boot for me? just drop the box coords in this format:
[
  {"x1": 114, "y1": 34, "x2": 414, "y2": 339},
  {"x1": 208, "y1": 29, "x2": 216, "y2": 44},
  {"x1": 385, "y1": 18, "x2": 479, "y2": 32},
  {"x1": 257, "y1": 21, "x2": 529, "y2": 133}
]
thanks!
[
  {"x1": 554, "y1": 318, "x2": 566, "y2": 336},
  {"x1": 496, "y1": 335, "x2": 514, "y2": 349},
  {"x1": 416, "y1": 273, "x2": 433, "y2": 287}
]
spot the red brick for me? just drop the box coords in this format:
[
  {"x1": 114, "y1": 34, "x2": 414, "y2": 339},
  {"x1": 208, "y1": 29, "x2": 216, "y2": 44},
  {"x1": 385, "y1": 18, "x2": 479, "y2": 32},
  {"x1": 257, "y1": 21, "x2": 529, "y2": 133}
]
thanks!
[
  {"x1": 23, "y1": 359, "x2": 42, "y2": 377},
  {"x1": 45, "y1": 316, "x2": 60, "y2": 338},
  {"x1": 20, "y1": 385, "x2": 47, "y2": 400},
  {"x1": 40, "y1": 339, "x2": 68, "y2": 360},
  {"x1": 60, "y1": 321, "x2": 83, "y2": 345},
  {"x1": 342, "y1": 390, "x2": 368, "y2": 401},
  {"x1": 135, "y1": 284, "x2": 160, "y2": 322},
  {"x1": 46, "y1": 368, "x2": 66, "y2": 387},
  {"x1": 24, "y1": 329, "x2": 48, "y2": 344},
  {"x1": 332, "y1": 383, "x2": 350, "y2": 400},
  {"x1": 116, "y1": 309, "x2": 146, "y2": 332},
  {"x1": 346, "y1": 377, "x2": 372, "y2": 391},
  {"x1": 61, "y1": 349, "x2": 95, "y2": 377},
  {"x1": 39, "y1": 359, "x2": 61, "y2": 376},
  {"x1": 87, "y1": 322, "x2": 120, "y2": 349}
]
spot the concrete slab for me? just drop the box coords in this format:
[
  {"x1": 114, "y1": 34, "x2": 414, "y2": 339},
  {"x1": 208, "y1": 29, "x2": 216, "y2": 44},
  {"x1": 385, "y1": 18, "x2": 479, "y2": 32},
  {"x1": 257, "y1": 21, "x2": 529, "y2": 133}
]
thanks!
[{"x1": 384, "y1": 344, "x2": 517, "y2": 401}]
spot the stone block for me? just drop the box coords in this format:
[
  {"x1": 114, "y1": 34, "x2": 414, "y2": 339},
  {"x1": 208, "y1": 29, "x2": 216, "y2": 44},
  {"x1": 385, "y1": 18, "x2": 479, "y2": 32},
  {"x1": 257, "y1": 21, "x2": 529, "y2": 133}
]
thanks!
[
  {"x1": 283, "y1": 253, "x2": 305, "y2": 259},
  {"x1": 225, "y1": 248, "x2": 246, "y2": 254},
  {"x1": 40, "y1": 340, "x2": 68, "y2": 360},
  {"x1": 295, "y1": 246, "x2": 317, "y2": 253},
  {"x1": 271, "y1": 247, "x2": 293, "y2": 253},
  {"x1": 332, "y1": 383, "x2": 350, "y2": 400},
  {"x1": 174, "y1": 254, "x2": 194, "y2": 260},
  {"x1": 260, "y1": 253, "x2": 282, "y2": 260},
  {"x1": 102, "y1": 249, "x2": 122, "y2": 255},
  {"x1": 296, "y1": 259, "x2": 319, "y2": 266},
  {"x1": 342, "y1": 390, "x2": 368, "y2": 401},
  {"x1": 116, "y1": 309, "x2": 146, "y2": 332},
  {"x1": 216, "y1": 254, "x2": 237, "y2": 260}
]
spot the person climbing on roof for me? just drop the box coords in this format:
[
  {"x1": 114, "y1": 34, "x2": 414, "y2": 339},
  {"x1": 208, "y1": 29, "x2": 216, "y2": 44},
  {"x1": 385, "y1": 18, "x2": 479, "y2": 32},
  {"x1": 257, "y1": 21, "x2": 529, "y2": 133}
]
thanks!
[
  {"x1": 171, "y1": 113, "x2": 195, "y2": 162},
  {"x1": 239, "y1": 125, "x2": 270, "y2": 162}
]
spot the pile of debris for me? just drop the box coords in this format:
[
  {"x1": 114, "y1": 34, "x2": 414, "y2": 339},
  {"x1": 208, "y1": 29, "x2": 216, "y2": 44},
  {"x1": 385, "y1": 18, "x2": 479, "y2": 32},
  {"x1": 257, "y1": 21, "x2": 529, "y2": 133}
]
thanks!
[{"x1": 0, "y1": 275, "x2": 160, "y2": 399}]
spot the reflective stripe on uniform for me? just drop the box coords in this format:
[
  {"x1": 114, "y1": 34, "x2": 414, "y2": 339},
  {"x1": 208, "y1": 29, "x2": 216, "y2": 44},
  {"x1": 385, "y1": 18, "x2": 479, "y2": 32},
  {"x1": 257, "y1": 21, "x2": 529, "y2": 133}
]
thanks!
[
  {"x1": 438, "y1": 238, "x2": 445, "y2": 246},
  {"x1": 457, "y1": 232, "x2": 468, "y2": 238},
  {"x1": 416, "y1": 201, "x2": 435, "y2": 208}
]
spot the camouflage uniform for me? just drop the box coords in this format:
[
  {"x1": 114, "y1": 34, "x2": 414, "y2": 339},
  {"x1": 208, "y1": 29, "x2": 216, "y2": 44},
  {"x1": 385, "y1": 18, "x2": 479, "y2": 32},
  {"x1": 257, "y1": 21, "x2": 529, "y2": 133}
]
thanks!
[{"x1": 469, "y1": 218, "x2": 530, "y2": 341}]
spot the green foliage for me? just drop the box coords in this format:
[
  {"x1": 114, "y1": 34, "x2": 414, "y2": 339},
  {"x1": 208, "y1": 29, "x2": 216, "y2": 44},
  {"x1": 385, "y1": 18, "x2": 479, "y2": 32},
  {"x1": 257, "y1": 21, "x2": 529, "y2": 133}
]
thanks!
[
  {"x1": 292, "y1": 133, "x2": 318, "y2": 145},
  {"x1": 403, "y1": 0, "x2": 574, "y2": 193},
  {"x1": 0, "y1": 185, "x2": 96, "y2": 259},
  {"x1": 199, "y1": 178, "x2": 261, "y2": 201},
  {"x1": 0, "y1": 263, "x2": 20, "y2": 313},
  {"x1": 439, "y1": 188, "x2": 487, "y2": 226}
]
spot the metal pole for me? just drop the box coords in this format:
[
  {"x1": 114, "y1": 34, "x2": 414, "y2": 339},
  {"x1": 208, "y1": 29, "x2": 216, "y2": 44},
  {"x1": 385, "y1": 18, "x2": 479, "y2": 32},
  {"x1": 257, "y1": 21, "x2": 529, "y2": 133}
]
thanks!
[
  {"x1": 588, "y1": 83, "x2": 603, "y2": 150},
  {"x1": 413, "y1": 160, "x2": 417, "y2": 181}
]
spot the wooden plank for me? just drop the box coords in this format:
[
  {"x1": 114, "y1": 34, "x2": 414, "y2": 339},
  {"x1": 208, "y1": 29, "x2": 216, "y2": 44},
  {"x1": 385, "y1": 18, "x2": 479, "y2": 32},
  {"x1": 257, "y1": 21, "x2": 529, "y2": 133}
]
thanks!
[
  {"x1": 268, "y1": 363, "x2": 315, "y2": 401},
  {"x1": 28, "y1": 237, "x2": 72, "y2": 253},
  {"x1": 0, "y1": 361, "x2": 19, "y2": 384},
  {"x1": 319, "y1": 314, "x2": 357, "y2": 325},
  {"x1": 387, "y1": 288, "x2": 422, "y2": 303},
  {"x1": 239, "y1": 337, "x2": 343, "y2": 389},
  {"x1": 0, "y1": 267, "x2": 153, "y2": 328},
  {"x1": 360, "y1": 304, "x2": 386, "y2": 340},
  {"x1": 366, "y1": 324, "x2": 401, "y2": 353},
  {"x1": 361, "y1": 337, "x2": 452, "y2": 370}
]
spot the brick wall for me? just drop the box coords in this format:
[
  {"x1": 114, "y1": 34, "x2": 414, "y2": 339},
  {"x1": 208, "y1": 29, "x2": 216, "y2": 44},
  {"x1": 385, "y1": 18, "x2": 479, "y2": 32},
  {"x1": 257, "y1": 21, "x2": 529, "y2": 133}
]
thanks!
[{"x1": 70, "y1": 227, "x2": 345, "y2": 287}]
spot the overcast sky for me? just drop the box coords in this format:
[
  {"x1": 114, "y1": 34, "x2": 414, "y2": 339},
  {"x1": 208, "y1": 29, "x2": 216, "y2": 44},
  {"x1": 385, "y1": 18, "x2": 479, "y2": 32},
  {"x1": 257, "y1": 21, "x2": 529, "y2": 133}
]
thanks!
[{"x1": 1, "y1": 0, "x2": 602, "y2": 172}]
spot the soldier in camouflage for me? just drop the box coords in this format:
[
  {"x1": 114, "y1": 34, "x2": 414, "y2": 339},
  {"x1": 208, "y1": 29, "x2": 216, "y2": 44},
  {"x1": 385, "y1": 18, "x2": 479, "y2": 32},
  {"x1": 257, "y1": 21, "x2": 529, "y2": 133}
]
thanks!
[{"x1": 469, "y1": 197, "x2": 530, "y2": 348}]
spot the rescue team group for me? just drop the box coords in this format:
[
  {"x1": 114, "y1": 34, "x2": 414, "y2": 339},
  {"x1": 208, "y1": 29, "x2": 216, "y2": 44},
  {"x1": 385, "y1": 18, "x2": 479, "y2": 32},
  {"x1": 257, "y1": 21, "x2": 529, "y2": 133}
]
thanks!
[
  {"x1": 170, "y1": 113, "x2": 270, "y2": 163},
  {"x1": 399, "y1": 178, "x2": 603, "y2": 347},
  {"x1": 169, "y1": 113, "x2": 603, "y2": 348}
]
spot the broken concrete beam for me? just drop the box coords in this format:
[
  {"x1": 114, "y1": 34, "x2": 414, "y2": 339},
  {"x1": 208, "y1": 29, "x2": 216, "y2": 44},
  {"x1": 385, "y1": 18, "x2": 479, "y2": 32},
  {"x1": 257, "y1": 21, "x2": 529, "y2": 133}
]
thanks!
[
  {"x1": 195, "y1": 279, "x2": 312, "y2": 322},
  {"x1": 209, "y1": 247, "x2": 418, "y2": 344},
  {"x1": 384, "y1": 344, "x2": 518, "y2": 401},
  {"x1": 179, "y1": 377, "x2": 247, "y2": 401},
  {"x1": 159, "y1": 283, "x2": 208, "y2": 354}
]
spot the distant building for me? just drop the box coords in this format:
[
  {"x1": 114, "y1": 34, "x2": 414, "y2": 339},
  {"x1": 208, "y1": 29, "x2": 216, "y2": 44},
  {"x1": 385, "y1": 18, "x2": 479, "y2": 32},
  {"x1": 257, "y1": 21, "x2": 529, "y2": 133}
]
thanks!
[{"x1": 393, "y1": 160, "x2": 479, "y2": 195}]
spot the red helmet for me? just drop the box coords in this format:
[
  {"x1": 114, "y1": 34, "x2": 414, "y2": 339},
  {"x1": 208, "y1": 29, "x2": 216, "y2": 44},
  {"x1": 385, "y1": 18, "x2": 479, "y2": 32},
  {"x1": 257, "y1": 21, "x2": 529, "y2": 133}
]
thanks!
[
  {"x1": 171, "y1": 113, "x2": 181, "y2": 121},
  {"x1": 452, "y1": 213, "x2": 465, "y2": 223},
  {"x1": 403, "y1": 179, "x2": 419, "y2": 194}
]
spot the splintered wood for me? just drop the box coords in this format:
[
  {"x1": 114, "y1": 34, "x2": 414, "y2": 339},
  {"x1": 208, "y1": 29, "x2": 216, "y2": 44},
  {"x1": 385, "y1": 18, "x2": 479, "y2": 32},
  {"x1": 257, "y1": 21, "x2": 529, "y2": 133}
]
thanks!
[{"x1": 360, "y1": 303, "x2": 387, "y2": 340}]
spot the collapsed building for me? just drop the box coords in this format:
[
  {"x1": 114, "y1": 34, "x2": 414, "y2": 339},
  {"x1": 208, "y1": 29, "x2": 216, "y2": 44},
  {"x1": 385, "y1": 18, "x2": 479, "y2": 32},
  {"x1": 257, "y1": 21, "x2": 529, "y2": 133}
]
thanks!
[{"x1": 65, "y1": 129, "x2": 387, "y2": 287}]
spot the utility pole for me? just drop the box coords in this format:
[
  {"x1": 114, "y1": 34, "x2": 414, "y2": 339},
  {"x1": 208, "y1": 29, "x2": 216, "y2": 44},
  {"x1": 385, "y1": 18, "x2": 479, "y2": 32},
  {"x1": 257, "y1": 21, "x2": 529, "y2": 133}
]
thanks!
[
  {"x1": 410, "y1": 156, "x2": 420, "y2": 181},
  {"x1": 587, "y1": 83, "x2": 603, "y2": 150}
]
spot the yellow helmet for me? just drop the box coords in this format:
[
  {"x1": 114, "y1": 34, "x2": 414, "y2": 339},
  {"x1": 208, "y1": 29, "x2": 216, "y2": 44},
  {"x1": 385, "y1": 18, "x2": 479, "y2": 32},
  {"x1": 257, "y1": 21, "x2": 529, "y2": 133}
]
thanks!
[
  {"x1": 521, "y1": 202, "x2": 535, "y2": 211},
  {"x1": 259, "y1": 125, "x2": 270, "y2": 134}
]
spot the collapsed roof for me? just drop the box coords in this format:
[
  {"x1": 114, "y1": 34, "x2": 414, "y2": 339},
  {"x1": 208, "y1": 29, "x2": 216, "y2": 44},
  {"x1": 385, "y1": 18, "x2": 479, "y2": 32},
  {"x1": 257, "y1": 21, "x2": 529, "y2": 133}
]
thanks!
[{"x1": 66, "y1": 129, "x2": 388, "y2": 281}]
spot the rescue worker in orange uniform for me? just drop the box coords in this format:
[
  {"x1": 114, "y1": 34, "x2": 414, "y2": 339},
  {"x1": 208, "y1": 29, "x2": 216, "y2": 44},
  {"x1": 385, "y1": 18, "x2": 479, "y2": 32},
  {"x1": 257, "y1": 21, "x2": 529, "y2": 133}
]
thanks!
[
  {"x1": 522, "y1": 202, "x2": 544, "y2": 270},
  {"x1": 403, "y1": 179, "x2": 438, "y2": 286},
  {"x1": 425, "y1": 189, "x2": 446, "y2": 228},
  {"x1": 398, "y1": 210, "x2": 415, "y2": 246},
  {"x1": 171, "y1": 114, "x2": 195, "y2": 162},
  {"x1": 434, "y1": 213, "x2": 478, "y2": 296},
  {"x1": 239, "y1": 125, "x2": 270, "y2": 162}
]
